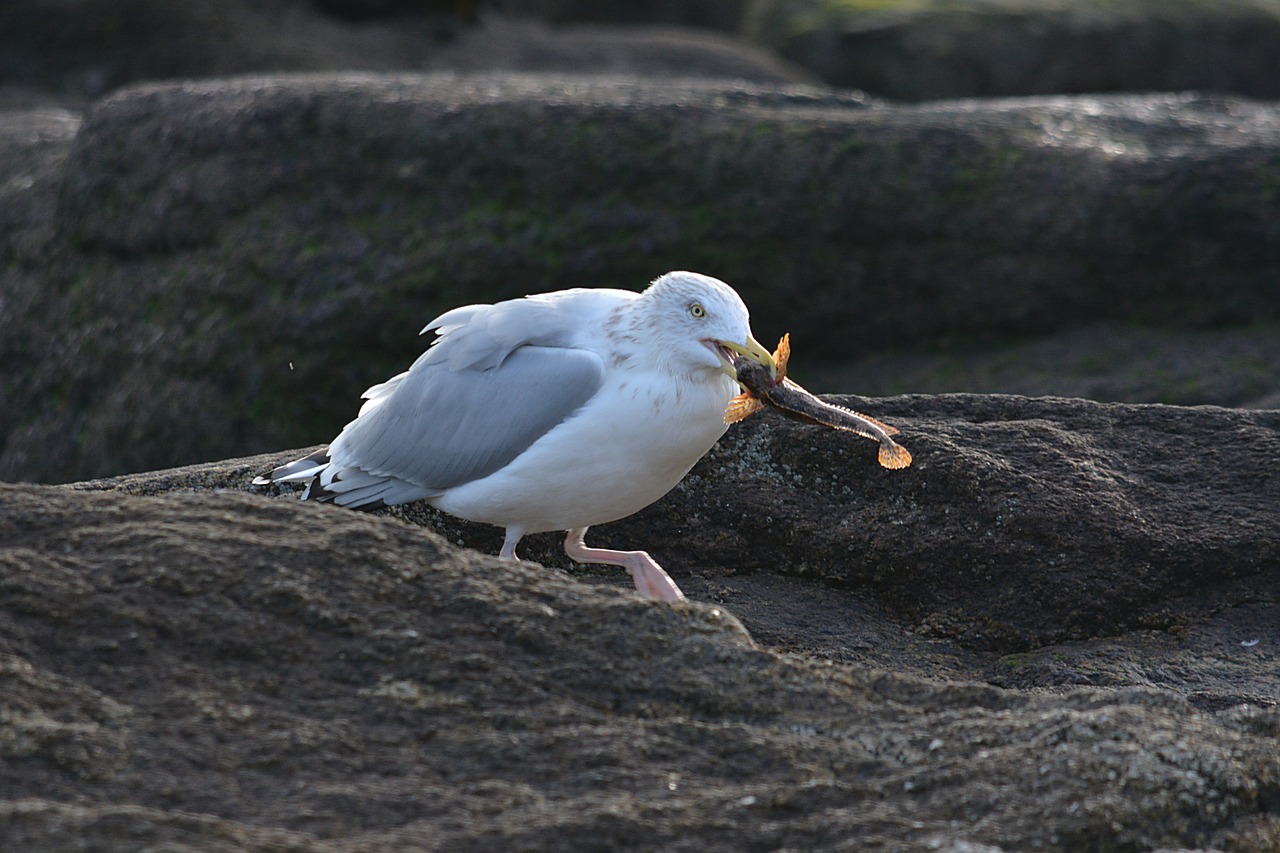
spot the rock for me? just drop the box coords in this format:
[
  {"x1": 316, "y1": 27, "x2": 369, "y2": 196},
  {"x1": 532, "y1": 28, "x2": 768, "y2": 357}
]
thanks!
[
  {"x1": 10, "y1": 0, "x2": 1280, "y2": 107},
  {"x1": 488, "y1": 0, "x2": 751, "y2": 30},
  {"x1": 4, "y1": 391, "x2": 1279, "y2": 850},
  {"x1": 746, "y1": 0, "x2": 1280, "y2": 100},
  {"x1": 312, "y1": 0, "x2": 754, "y2": 29},
  {"x1": 0, "y1": 0, "x2": 442, "y2": 101},
  {"x1": 806, "y1": 321, "x2": 1280, "y2": 410},
  {"x1": 85, "y1": 393, "x2": 1280, "y2": 680},
  {"x1": 0, "y1": 0, "x2": 791, "y2": 105},
  {"x1": 4, "y1": 75, "x2": 1280, "y2": 483},
  {"x1": 315, "y1": 0, "x2": 475, "y2": 22},
  {"x1": 0, "y1": 107, "x2": 80, "y2": 253},
  {"x1": 424, "y1": 17, "x2": 812, "y2": 83}
]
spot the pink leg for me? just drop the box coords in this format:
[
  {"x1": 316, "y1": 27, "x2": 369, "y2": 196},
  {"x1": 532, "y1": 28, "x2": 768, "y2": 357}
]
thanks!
[
  {"x1": 563, "y1": 527, "x2": 686, "y2": 602},
  {"x1": 499, "y1": 527, "x2": 524, "y2": 561}
]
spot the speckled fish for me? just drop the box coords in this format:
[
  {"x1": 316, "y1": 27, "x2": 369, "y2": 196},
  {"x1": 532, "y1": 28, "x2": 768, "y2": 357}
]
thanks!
[{"x1": 725, "y1": 334, "x2": 912, "y2": 470}]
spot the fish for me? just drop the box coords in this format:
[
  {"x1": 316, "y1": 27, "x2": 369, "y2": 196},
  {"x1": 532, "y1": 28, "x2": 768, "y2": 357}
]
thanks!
[{"x1": 726, "y1": 333, "x2": 912, "y2": 470}]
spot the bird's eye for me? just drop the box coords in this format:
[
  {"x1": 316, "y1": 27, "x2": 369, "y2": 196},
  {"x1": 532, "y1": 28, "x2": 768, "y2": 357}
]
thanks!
[{"x1": 689, "y1": 303, "x2": 706, "y2": 319}]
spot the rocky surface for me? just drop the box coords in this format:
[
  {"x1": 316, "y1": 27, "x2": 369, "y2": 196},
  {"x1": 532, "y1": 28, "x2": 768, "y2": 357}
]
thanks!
[
  {"x1": 2, "y1": 8, "x2": 1279, "y2": 849},
  {"x1": 2, "y1": 391, "x2": 1277, "y2": 851},
  {"x1": 747, "y1": 0, "x2": 1280, "y2": 101},
  {"x1": 87, "y1": 393, "x2": 1280, "y2": 687},
  {"x1": 7, "y1": 0, "x2": 1280, "y2": 105},
  {"x1": 808, "y1": 321, "x2": 1280, "y2": 410},
  {"x1": 423, "y1": 17, "x2": 811, "y2": 83},
  {"x1": 0, "y1": 0, "x2": 798, "y2": 107},
  {"x1": 4, "y1": 75, "x2": 1280, "y2": 483}
]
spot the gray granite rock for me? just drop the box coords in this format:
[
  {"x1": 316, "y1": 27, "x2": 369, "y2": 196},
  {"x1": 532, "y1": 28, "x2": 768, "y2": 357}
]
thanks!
[
  {"x1": 746, "y1": 0, "x2": 1280, "y2": 100},
  {"x1": 5, "y1": 388, "x2": 1279, "y2": 850},
  {"x1": 4, "y1": 76, "x2": 1280, "y2": 483}
]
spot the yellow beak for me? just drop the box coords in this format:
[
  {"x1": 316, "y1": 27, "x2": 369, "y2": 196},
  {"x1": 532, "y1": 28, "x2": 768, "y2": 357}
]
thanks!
[{"x1": 718, "y1": 335, "x2": 777, "y2": 382}]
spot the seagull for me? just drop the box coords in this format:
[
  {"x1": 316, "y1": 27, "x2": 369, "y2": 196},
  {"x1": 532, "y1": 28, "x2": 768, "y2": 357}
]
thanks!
[{"x1": 255, "y1": 271, "x2": 775, "y2": 602}]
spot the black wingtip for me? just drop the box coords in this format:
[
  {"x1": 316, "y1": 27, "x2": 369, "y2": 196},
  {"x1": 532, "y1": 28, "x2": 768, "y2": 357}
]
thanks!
[
  {"x1": 300, "y1": 474, "x2": 333, "y2": 503},
  {"x1": 299, "y1": 475, "x2": 387, "y2": 512}
]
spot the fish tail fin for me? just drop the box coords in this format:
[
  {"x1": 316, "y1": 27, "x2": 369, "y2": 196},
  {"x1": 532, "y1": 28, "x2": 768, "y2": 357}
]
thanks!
[
  {"x1": 878, "y1": 440, "x2": 912, "y2": 470},
  {"x1": 725, "y1": 393, "x2": 766, "y2": 424}
]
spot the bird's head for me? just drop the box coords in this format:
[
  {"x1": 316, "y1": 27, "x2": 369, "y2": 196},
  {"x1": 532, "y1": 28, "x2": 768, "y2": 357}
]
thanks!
[{"x1": 639, "y1": 271, "x2": 776, "y2": 383}]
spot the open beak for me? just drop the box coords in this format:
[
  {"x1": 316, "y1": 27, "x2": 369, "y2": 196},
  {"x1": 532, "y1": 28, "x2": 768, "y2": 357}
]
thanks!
[{"x1": 714, "y1": 335, "x2": 777, "y2": 382}]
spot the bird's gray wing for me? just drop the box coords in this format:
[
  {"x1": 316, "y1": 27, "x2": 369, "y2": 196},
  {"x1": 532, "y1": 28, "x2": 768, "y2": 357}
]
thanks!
[
  {"x1": 417, "y1": 287, "x2": 628, "y2": 371},
  {"x1": 328, "y1": 345, "x2": 606, "y2": 492}
]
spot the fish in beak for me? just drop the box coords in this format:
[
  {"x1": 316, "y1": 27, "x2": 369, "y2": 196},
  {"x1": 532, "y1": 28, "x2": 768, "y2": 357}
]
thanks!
[
  {"x1": 709, "y1": 335, "x2": 777, "y2": 383},
  {"x1": 723, "y1": 333, "x2": 913, "y2": 470}
]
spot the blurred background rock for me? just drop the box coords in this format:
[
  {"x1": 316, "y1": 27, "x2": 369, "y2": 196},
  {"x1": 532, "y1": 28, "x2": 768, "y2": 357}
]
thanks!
[
  {"x1": 8, "y1": 0, "x2": 1280, "y2": 105},
  {"x1": 745, "y1": 0, "x2": 1280, "y2": 100},
  {"x1": 2, "y1": 0, "x2": 1279, "y2": 481},
  {"x1": 3, "y1": 8, "x2": 1280, "y2": 849}
]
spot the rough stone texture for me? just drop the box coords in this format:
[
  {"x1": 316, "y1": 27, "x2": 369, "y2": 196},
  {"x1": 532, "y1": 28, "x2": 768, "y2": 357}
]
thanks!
[
  {"x1": 0, "y1": 0, "x2": 448, "y2": 101},
  {"x1": 0, "y1": 0, "x2": 798, "y2": 105},
  {"x1": 489, "y1": 0, "x2": 752, "y2": 30},
  {"x1": 425, "y1": 17, "x2": 812, "y2": 83},
  {"x1": 9, "y1": 0, "x2": 1280, "y2": 105},
  {"x1": 746, "y1": 0, "x2": 1280, "y2": 100},
  {"x1": 89, "y1": 393, "x2": 1280, "y2": 674},
  {"x1": 3, "y1": 391, "x2": 1278, "y2": 851},
  {"x1": 4, "y1": 75, "x2": 1280, "y2": 484},
  {"x1": 3, "y1": 9, "x2": 1277, "y2": 850},
  {"x1": 807, "y1": 321, "x2": 1280, "y2": 410},
  {"x1": 0, "y1": 107, "x2": 80, "y2": 254}
]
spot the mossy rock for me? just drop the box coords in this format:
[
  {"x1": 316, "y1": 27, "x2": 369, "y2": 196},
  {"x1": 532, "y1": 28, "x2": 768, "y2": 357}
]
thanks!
[
  {"x1": 745, "y1": 0, "x2": 1280, "y2": 99},
  {"x1": 4, "y1": 74, "x2": 1280, "y2": 482}
]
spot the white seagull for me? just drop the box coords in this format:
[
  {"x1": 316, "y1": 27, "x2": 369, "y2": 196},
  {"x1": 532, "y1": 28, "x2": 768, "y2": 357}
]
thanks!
[{"x1": 255, "y1": 271, "x2": 775, "y2": 601}]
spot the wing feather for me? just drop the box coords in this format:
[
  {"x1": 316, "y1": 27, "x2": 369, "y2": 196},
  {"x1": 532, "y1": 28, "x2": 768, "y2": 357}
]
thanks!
[
  {"x1": 277, "y1": 289, "x2": 630, "y2": 506},
  {"x1": 418, "y1": 288, "x2": 630, "y2": 371},
  {"x1": 328, "y1": 345, "x2": 605, "y2": 493}
]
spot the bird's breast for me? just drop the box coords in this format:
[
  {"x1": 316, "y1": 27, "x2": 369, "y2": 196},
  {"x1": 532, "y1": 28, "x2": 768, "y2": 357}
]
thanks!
[{"x1": 434, "y1": 370, "x2": 730, "y2": 531}]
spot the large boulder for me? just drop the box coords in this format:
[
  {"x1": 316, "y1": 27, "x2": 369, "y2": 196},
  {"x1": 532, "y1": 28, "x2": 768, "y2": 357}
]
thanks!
[
  {"x1": 88, "y1": 392, "x2": 1280, "y2": 668},
  {"x1": 810, "y1": 322, "x2": 1280, "y2": 410},
  {"x1": 746, "y1": 0, "x2": 1280, "y2": 100},
  {"x1": 3, "y1": 75, "x2": 1280, "y2": 483},
  {"x1": 488, "y1": 0, "x2": 751, "y2": 30},
  {"x1": 3, "y1": 390, "x2": 1278, "y2": 850},
  {"x1": 424, "y1": 17, "x2": 811, "y2": 82},
  {"x1": 8, "y1": 0, "x2": 1280, "y2": 106},
  {"x1": 0, "y1": 0, "x2": 797, "y2": 106},
  {"x1": 0, "y1": 0, "x2": 442, "y2": 101}
]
